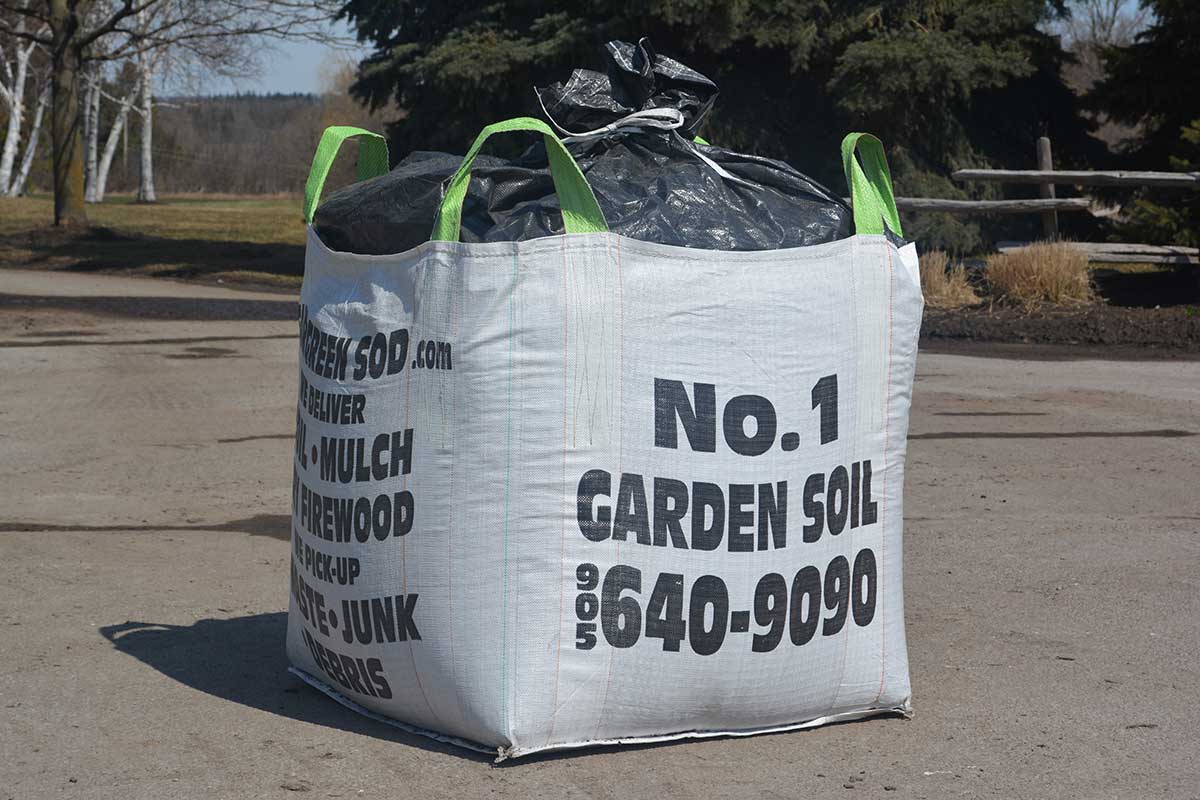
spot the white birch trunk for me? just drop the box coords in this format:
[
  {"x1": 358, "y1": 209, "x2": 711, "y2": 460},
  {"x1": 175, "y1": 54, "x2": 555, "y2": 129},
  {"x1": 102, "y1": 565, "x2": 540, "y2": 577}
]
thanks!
[
  {"x1": 0, "y1": 40, "x2": 35, "y2": 195},
  {"x1": 81, "y1": 73, "x2": 91, "y2": 193},
  {"x1": 136, "y1": 53, "x2": 156, "y2": 203},
  {"x1": 81, "y1": 72, "x2": 92, "y2": 198},
  {"x1": 9, "y1": 82, "x2": 49, "y2": 197},
  {"x1": 83, "y1": 65, "x2": 102, "y2": 203},
  {"x1": 93, "y1": 91, "x2": 134, "y2": 202}
]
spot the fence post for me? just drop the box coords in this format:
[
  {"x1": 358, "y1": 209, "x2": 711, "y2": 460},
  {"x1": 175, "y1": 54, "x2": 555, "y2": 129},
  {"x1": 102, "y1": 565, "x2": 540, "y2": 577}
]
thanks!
[{"x1": 1037, "y1": 136, "x2": 1059, "y2": 240}]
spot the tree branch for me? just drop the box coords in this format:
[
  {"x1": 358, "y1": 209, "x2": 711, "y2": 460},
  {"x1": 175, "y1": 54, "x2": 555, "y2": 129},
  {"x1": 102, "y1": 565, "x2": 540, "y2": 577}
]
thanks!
[
  {"x1": 76, "y1": 0, "x2": 165, "y2": 51},
  {"x1": 1, "y1": 2, "x2": 51, "y2": 26},
  {"x1": 0, "y1": 19, "x2": 53, "y2": 46}
]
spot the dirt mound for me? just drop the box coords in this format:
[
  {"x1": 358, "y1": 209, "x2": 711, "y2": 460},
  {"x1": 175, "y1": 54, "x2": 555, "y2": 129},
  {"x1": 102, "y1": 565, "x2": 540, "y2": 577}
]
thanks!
[{"x1": 922, "y1": 304, "x2": 1200, "y2": 356}]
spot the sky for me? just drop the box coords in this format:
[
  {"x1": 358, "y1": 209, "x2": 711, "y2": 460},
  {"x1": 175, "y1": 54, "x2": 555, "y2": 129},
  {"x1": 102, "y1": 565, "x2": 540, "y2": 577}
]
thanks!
[
  {"x1": 254, "y1": 35, "x2": 356, "y2": 95},
  {"x1": 181, "y1": 20, "x2": 362, "y2": 96}
]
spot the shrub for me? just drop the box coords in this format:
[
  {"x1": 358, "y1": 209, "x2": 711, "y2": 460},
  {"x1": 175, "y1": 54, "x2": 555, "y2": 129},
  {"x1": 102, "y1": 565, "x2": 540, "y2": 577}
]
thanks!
[
  {"x1": 986, "y1": 241, "x2": 1094, "y2": 307},
  {"x1": 918, "y1": 250, "x2": 979, "y2": 308}
]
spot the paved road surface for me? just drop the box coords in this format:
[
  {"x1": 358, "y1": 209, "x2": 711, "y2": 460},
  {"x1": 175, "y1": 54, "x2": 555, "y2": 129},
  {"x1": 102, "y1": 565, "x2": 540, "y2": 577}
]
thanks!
[{"x1": 1, "y1": 269, "x2": 1197, "y2": 799}]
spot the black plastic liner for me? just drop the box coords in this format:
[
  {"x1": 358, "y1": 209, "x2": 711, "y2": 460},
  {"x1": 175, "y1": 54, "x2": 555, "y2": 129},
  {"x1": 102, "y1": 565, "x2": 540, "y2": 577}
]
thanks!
[{"x1": 313, "y1": 40, "x2": 853, "y2": 254}]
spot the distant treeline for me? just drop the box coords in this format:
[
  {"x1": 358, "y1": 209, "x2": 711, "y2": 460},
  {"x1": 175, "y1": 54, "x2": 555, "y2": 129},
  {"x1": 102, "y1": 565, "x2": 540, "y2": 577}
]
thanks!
[{"x1": 24, "y1": 92, "x2": 382, "y2": 196}]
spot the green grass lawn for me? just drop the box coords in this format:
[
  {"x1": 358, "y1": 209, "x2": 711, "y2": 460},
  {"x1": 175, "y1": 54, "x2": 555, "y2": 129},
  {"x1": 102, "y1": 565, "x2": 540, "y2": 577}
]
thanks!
[{"x1": 0, "y1": 194, "x2": 308, "y2": 289}]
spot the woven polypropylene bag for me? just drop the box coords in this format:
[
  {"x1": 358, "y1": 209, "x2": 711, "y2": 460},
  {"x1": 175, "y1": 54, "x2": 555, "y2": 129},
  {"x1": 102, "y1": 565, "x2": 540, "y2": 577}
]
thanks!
[{"x1": 287, "y1": 121, "x2": 922, "y2": 760}]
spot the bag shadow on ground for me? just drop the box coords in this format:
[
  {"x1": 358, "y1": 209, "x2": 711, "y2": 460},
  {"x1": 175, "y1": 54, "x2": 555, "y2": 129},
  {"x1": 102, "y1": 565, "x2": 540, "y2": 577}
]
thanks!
[
  {"x1": 98, "y1": 614, "x2": 489, "y2": 762},
  {"x1": 95, "y1": 612, "x2": 896, "y2": 766}
]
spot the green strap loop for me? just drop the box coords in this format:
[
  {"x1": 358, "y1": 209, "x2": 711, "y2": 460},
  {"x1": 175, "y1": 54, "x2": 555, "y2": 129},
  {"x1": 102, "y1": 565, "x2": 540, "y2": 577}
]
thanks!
[
  {"x1": 432, "y1": 116, "x2": 608, "y2": 242},
  {"x1": 841, "y1": 132, "x2": 903, "y2": 237},
  {"x1": 304, "y1": 126, "x2": 390, "y2": 223}
]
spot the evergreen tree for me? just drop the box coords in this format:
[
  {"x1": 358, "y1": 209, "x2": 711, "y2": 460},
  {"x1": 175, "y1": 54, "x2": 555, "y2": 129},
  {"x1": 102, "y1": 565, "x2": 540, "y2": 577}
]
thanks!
[
  {"x1": 338, "y1": 0, "x2": 1096, "y2": 250},
  {"x1": 1090, "y1": 0, "x2": 1200, "y2": 245}
]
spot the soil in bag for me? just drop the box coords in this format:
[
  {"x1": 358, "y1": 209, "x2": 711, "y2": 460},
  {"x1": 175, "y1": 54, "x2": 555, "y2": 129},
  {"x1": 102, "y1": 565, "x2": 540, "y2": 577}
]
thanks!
[{"x1": 313, "y1": 39, "x2": 854, "y2": 254}]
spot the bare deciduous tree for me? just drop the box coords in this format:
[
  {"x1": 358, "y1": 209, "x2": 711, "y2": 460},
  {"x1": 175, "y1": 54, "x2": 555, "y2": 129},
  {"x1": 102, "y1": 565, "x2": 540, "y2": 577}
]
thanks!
[
  {"x1": 0, "y1": 0, "x2": 341, "y2": 225},
  {"x1": 1060, "y1": 0, "x2": 1152, "y2": 90},
  {"x1": 1054, "y1": 0, "x2": 1152, "y2": 149}
]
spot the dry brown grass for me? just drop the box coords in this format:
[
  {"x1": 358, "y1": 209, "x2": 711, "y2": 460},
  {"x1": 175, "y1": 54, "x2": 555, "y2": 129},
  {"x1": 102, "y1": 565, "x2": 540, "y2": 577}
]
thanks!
[
  {"x1": 986, "y1": 241, "x2": 1095, "y2": 307},
  {"x1": 0, "y1": 193, "x2": 304, "y2": 243},
  {"x1": 0, "y1": 193, "x2": 305, "y2": 288},
  {"x1": 919, "y1": 250, "x2": 980, "y2": 308}
]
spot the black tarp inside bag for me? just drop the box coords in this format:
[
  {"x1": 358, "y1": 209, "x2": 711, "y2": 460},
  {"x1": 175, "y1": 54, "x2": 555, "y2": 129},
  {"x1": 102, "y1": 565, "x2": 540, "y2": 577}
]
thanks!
[{"x1": 312, "y1": 39, "x2": 853, "y2": 254}]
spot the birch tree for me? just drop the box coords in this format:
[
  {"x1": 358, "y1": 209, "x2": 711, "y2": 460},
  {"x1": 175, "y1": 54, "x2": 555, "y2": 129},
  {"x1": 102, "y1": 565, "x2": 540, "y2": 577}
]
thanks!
[
  {"x1": 93, "y1": 88, "x2": 131, "y2": 201},
  {"x1": 87, "y1": 66, "x2": 135, "y2": 201},
  {"x1": 134, "y1": 27, "x2": 153, "y2": 201},
  {"x1": 0, "y1": 9, "x2": 49, "y2": 196},
  {"x1": 77, "y1": 55, "x2": 140, "y2": 201},
  {"x1": 81, "y1": 59, "x2": 100, "y2": 200},
  {"x1": 8, "y1": 79, "x2": 46, "y2": 193}
]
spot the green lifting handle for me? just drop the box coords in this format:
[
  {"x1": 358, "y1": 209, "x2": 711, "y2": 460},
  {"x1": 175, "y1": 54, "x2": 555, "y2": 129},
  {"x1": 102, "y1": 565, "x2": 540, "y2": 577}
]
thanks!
[
  {"x1": 841, "y1": 132, "x2": 903, "y2": 237},
  {"x1": 303, "y1": 126, "x2": 390, "y2": 224},
  {"x1": 431, "y1": 116, "x2": 608, "y2": 242}
]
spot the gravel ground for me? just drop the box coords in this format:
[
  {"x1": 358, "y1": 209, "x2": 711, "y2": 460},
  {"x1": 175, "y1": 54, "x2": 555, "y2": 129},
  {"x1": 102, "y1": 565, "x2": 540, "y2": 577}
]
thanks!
[{"x1": 1, "y1": 268, "x2": 1197, "y2": 799}]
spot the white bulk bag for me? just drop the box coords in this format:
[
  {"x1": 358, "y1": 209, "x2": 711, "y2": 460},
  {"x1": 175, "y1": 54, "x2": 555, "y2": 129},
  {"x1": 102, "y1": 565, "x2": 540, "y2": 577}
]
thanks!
[{"x1": 287, "y1": 119, "x2": 922, "y2": 760}]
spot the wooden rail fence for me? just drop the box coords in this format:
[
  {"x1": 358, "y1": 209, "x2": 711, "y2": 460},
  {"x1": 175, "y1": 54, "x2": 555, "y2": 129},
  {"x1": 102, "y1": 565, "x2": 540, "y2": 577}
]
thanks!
[{"x1": 901, "y1": 136, "x2": 1198, "y2": 264}]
